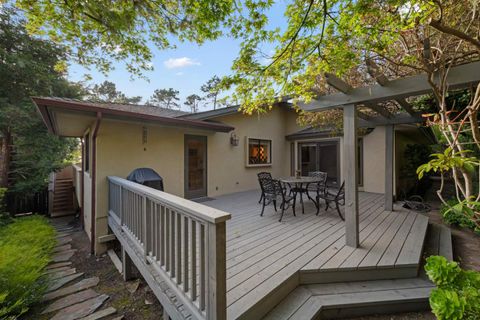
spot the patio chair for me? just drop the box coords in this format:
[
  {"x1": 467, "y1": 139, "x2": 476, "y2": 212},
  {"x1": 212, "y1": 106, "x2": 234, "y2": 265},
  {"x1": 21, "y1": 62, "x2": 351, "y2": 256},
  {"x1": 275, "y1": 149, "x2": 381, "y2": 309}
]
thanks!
[
  {"x1": 316, "y1": 181, "x2": 345, "y2": 220},
  {"x1": 259, "y1": 178, "x2": 296, "y2": 222},
  {"x1": 257, "y1": 172, "x2": 272, "y2": 203},
  {"x1": 306, "y1": 171, "x2": 328, "y2": 205}
]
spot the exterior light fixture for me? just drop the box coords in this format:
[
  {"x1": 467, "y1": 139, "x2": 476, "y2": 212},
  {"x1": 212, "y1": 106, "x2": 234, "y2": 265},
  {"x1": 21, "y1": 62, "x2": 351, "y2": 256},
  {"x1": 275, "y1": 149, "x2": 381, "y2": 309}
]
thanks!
[{"x1": 230, "y1": 133, "x2": 239, "y2": 146}]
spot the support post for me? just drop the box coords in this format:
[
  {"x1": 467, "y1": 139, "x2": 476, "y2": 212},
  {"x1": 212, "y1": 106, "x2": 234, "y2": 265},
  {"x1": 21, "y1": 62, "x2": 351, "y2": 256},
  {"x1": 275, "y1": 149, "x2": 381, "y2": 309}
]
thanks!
[
  {"x1": 122, "y1": 245, "x2": 135, "y2": 281},
  {"x1": 385, "y1": 124, "x2": 394, "y2": 211},
  {"x1": 207, "y1": 221, "x2": 227, "y2": 320},
  {"x1": 343, "y1": 104, "x2": 359, "y2": 248}
]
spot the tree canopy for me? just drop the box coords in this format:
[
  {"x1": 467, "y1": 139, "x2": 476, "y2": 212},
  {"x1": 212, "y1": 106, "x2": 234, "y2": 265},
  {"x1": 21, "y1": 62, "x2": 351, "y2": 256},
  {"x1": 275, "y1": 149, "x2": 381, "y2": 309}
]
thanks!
[
  {"x1": 200, "y1": 75, "x2": 222, "y2": 110},
  {"x1": 0, "y1": 7, "x2": 80, "y2": 193},
  {"x1": 147, "y1": 88, "x2": 181, "y2": 109},
  {"x1": 87, "y1": 80, "x2": 141, "y2": 104},
  {"x1": 184, "y1": 94, "x2": 202, "y2": 113}
]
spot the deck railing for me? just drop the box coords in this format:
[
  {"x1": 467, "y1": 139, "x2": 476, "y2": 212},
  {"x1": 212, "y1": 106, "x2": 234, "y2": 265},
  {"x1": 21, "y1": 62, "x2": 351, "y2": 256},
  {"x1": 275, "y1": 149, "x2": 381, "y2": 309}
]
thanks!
[{"x1": 107, "y1": 176, "x2": 231, "y2": 320}]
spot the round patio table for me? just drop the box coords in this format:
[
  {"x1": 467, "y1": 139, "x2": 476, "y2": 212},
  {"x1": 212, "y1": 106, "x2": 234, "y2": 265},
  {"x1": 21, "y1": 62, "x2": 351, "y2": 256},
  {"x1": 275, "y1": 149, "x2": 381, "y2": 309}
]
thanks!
[{"x1": 279, "y1": 176, "x2": 325, "y2": 214}]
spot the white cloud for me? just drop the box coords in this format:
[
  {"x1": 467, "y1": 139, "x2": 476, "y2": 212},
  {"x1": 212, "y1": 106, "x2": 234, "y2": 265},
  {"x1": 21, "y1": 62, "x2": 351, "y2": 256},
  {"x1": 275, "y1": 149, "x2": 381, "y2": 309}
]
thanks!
[{"x1": 164, "y1": 57, "x2": 201, "y2": 69}]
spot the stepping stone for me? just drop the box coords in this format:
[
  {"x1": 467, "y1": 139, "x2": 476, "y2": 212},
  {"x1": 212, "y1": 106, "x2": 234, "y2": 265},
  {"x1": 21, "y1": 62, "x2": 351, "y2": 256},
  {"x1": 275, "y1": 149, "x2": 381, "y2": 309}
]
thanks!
[
  {"x1": 50, "y1": 294, "x2": 109, "y2": 320},
  {"x1": 42, "y1": 289, "x2": 99, "y2": 314},
  {"x1": 79, "y1": 307, "x2": 116, "y2": 320},
  {"x1": 45, "y1": 266, "x2": 70, "y2": 275},
  {"x1": 52, "y1": 250, "x2": 76, "y2": 262},
  {"x1": 57, "y1": 236, "x2": 73, "y2": 246},
  {"x1": 111, "y1": 317, "x2": 124, "y2": 320},
  {"x1": 49, "y1": 268, "x2": 77, "y2": 280},
  {"x1": 43, "y1": 277, "x2": 100, "y2": 301},
  {"x1": 54, "y1": 244, "x2": 72, "y2": 253},
  {"x1": 47, "y1": 262, "x2": 72, "y2": 270},
  {"x1": 48, "y1": 273, "x2": 84, "y2": 292}
]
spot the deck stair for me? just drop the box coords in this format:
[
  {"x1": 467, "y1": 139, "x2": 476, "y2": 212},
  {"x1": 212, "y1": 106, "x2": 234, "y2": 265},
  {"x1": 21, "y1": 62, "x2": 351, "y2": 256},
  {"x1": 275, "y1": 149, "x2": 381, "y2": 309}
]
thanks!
[
  {"x1": 263, "y1": 221, "x2": 453, "y2": 320},
  {"x1": 51, "y1": 178, "x2": 75, "y2": 216}
]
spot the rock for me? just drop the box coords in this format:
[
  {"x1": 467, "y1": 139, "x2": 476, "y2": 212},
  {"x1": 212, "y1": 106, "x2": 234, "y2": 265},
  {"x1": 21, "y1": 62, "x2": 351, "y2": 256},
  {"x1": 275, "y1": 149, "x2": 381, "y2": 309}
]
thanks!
[
  {"x1": 47, "y1": 261, "x2": 72, "y2": 270},
  {"x1": 126, "y1": 279, "x2": 140, "y2": 294},
  {"x1": 49, "y1": 268, "x2": 77, "y2": 280},
  {"x1": 54, "y1": 244, "x2": 72, "y2": 252},
  {"x1": 144, "y1": 298, "x2": 153, "y2": 305},
  {"x1": 52, "y1": 249, "x2": 76, "y2": 262},
  {"x1": 43, "y1": 277, "x2": 100, "y2": 302},
  {"x1": 57, "y1": 236, "x2": 73, "y2": 246},
  {"x1": 78, "y1": 307, "x2": 116, "y2": 320},
  {"x1": 48, "y1": 272, "x2": 84, "y2": 292},
  {"x1": 42, "y1": 289, "x2": 99, "y2": 314},
  {"x1": 50, "y1": 294, "x2": 109, "y2": 320}
]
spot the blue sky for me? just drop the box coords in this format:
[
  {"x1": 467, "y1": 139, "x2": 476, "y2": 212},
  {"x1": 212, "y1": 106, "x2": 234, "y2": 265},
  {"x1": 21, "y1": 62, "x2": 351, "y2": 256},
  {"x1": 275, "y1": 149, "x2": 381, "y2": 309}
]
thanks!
[{"x1": 67, "y1": 1, "x2": 288, "y2": 112}]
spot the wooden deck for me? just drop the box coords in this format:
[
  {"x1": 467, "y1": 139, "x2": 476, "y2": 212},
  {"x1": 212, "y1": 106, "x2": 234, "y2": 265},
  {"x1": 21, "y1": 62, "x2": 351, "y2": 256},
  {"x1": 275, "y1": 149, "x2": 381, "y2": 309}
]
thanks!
[{"x1": 202, "y1": 190, "x2": 429, "y2": 320}]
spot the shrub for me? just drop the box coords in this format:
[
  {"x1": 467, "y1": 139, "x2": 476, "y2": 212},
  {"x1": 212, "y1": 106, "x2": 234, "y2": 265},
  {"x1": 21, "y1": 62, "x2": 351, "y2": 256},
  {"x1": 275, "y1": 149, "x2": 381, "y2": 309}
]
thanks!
[
  {"x1": 0, "y1": 216, "x2": 56, "y2": 318},
  {"x1": 425, "y1": 256, "x2": 480, "y2": 320},
  {"x1": 440, "y1": 199, "x2": 479, "y2": 233},
  {"x1": 0, "y1": 188, "x2": 11, "y2": 227}
]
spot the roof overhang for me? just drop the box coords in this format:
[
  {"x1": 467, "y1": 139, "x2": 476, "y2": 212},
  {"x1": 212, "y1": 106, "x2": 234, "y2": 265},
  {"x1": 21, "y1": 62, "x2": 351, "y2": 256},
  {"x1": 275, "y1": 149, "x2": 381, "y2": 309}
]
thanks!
[{"x1": 33, "y1": 97, "x2": 234, "y2": 137}]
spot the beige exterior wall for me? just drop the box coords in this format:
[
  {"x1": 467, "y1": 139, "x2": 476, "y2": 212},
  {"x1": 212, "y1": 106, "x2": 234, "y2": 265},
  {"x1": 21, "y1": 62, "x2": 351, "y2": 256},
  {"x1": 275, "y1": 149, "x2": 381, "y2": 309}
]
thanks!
[
  {"x1": 207, "y1": 108, "x2": 299, "y2": 197},
  {"x1": 362, "y1": 126, "x2": 387, "y2": 194}
]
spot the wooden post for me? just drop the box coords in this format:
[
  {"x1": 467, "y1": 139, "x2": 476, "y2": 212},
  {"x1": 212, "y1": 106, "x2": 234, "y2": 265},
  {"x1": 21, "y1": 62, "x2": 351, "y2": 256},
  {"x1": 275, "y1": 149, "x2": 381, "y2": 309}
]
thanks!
[
  {"x1": 385, "y1": 124, "x2": 394, "y2": 211},
  {"x1": 122, "y1": 245, "x2": 135, "y2": 281},
  {"x1": 142, "y1": 195, "x2": 148, "y2": 261},
  {"x1": 119, "y1": 185, "x2": 123, "y2": 226},
  {"x1": 343, "y1": 104, "x2": 359, "y2": 248},
  {"x1": 207, "y1": 221, "x2": 227, "y2": 320}
]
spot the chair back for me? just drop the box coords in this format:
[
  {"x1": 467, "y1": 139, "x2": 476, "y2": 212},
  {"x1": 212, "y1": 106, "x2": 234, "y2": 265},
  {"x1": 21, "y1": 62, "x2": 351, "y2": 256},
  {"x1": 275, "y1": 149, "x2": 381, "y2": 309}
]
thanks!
[
  {"x1": 258, "y1": 172, "x2": 272, "y2": 180},
  {"x1": 259, "y1": 176, "x2": 276, "y2": 196},
  {"x1": 308, "y1": 171, "x2": 327, "y2": 185},
  {"x1": 336, "y1": 181, "x2": 345, "y2": 200}
]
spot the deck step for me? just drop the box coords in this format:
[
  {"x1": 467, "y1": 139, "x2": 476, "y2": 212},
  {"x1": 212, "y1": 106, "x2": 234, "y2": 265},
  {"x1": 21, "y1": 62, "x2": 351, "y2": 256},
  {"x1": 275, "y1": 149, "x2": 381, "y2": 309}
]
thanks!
[
  {"x1": 263, "y1": 277, "x2": 434, "y2": 320},
  {"x1": 424, "y1": 223, "x2": 453, "y2": 261}
]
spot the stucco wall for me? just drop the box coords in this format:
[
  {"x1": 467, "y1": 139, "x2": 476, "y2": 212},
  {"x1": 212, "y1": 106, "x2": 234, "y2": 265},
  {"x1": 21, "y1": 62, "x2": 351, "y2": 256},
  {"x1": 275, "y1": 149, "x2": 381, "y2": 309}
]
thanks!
[
  {"x1": 207, "y1": 108, "x2": 298, "y2": 197},
  {"x1": 362, "y1": 126, "x2": 387, "y2": 194}
]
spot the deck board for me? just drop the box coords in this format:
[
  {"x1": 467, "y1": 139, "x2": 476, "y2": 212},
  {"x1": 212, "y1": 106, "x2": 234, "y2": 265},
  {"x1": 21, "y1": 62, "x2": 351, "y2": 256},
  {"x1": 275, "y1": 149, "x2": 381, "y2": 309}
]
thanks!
[{"x1": 199, "y1": 189, "x2": 428, "y2": 319}]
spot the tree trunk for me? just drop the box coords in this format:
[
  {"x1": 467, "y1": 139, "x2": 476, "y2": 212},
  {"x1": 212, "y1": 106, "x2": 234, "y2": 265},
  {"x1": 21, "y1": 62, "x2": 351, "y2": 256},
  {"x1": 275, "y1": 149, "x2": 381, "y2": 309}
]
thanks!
[{"x1": 0, "y1": 130, "x2": 12, "y2": 188}]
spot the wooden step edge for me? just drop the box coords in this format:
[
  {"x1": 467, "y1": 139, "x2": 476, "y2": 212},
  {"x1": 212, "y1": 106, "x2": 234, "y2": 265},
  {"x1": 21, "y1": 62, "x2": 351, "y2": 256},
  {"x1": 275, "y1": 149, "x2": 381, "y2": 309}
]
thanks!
[{"x1": 299, "y1": 265, "x2": 418, "y2": 285}]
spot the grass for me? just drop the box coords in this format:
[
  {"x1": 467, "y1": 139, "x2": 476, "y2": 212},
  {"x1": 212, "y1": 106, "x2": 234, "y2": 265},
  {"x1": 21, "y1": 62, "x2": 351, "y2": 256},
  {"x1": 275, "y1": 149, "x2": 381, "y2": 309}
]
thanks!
[{"x1": 0, "y1": 216, "x2": 56, "y2": 319}]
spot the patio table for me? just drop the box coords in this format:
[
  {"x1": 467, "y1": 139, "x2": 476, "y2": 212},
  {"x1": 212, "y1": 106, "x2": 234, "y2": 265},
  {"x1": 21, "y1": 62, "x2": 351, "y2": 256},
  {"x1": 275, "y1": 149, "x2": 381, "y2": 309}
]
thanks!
[{"x1": 279, "y1": 176, "x2": 325, "y2": 214}]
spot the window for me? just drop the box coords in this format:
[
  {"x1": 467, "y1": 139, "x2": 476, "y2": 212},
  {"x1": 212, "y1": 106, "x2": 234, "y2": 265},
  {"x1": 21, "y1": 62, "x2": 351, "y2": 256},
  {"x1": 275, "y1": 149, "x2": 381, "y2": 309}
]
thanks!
[
  {"x1": 84, "y1": 133, "x2": 90, "y2": 173},
  {"x1": 247, "y1": 138, "x2": 272, "y2": 165}
]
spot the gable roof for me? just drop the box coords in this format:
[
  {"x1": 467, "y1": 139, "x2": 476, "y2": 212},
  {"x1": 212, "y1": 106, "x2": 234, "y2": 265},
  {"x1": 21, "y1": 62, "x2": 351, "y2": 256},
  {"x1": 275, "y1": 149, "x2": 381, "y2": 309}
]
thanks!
[{"x1": 33, "y1": 97, "x2": 234, "y2": 137}]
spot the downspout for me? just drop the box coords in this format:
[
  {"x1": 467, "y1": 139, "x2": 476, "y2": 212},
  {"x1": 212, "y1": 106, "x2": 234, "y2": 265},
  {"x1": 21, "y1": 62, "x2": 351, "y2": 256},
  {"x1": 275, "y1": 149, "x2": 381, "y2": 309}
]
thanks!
[
  {"x1": 80, "y1": 140, "x2": 84, "y2": 229},
  {"x1": 90, "y1": 112, "x2": 102, "y2": 254}
]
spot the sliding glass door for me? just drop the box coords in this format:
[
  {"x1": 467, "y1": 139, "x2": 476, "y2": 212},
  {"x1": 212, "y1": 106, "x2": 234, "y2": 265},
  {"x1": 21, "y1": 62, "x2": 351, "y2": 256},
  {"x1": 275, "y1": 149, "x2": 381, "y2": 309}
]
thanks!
[{"x1": 299, "y1": 141, "x2": 340, "y2": 185}]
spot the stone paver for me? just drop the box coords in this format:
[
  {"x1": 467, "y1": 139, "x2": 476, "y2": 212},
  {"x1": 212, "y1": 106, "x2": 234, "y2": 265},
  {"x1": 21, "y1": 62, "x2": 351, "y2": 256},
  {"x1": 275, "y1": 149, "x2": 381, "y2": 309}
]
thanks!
[
  {"x1": 79, "y1": 307, "x2": 117, "y2": 320},
  {"x1": 45, "y1": 266, "x2": 71, "y2": 274},
  {"x1": 57, "y1": 236, "x2": 73, "y2": 245},
  {"x1": 49, "y1": 268, "x2": 77, "y2": 280},
  {"x1": 50, "y1": 294, "x2": 109, "y2": 320},
  {"x1": 43, "y1": 277, "x2": 100, "y2": 301},
  {"x1": 52, "y1": 249, "x2": 76, "y2": 262},
  {"x1": 47, "y1": 272, "x2": 84, "y2": 292},
  {"x1": 54, "y1": 244, "x2": 72, "y2": 252},
  {"x1": 47, "y1": 261, "x2": 72, "y2": 270},
  {"x1": 42, "y1": 289, "x2": 99, "y2": 314}
]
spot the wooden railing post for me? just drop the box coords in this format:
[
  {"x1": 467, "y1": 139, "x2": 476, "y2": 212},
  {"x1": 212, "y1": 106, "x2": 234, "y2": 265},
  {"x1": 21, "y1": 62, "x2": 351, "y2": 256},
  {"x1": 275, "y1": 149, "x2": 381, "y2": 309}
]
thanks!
[
  {"x1": 143, "y1": 195, "x2": 148, "y2": 262},
  {"x1": 119, "y1": 185, "x2": 123, "y2": 227},
  {"x1": 207, "y1": 221, "x2": 227, "y2": 320}
]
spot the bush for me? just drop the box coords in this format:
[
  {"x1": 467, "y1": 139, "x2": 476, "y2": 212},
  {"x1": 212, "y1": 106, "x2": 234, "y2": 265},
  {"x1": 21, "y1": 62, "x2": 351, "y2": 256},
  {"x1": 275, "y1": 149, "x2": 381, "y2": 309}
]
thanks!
[
  {"x1": 440, "y1": 199, "x2": 478, "y2": 233},
  {"x1": 425, "y1": 256, "x2": 480, "y2": 320},
  {"x1": 0, "y1": 216, "x2": 56, "y2": 318},
  {"x1": 0, "y1": 188, "x2": 11, "y2": 227}
]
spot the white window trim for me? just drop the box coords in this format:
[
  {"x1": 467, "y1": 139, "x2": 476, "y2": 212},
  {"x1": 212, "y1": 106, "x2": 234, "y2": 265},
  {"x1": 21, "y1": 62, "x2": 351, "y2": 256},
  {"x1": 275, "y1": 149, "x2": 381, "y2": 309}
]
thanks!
[{"x1": 245, "y1": 136, "x2": 273, "y2": 168}]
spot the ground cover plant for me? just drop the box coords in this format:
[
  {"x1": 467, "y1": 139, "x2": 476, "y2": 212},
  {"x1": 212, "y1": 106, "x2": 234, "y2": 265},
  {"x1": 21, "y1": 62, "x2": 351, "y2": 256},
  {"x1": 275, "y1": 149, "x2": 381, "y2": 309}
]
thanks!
[
  {"x1": 0, "y1": 216, "x2": 55, "y2": 319},
  {"x1": 425, "y1": 255, "x2": 480, "y2": 320}
]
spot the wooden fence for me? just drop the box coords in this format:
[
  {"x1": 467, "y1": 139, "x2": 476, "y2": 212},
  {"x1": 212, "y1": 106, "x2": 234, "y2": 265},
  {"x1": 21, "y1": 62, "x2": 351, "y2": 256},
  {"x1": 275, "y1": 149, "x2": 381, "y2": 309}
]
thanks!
[
  {"x1": 107, "y1": 176, "x2": 231, "y2": 320},
  {"x1": 5, "y1": 188, "x2": 49, "y2": 216}
]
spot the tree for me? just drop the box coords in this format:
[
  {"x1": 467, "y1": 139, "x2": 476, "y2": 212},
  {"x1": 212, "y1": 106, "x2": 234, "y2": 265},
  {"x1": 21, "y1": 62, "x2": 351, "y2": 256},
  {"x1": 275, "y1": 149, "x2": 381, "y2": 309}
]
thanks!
[
  {"x1": 12, "y1": 0, "x2": 234, "y2": 76},
  {"x1": 184, "y1": 94, "x2": 202, "y2": 113},
  {"x1": 200, "y1": 75, "x2": 222, "y2": 110},
  {"x1": 147, "y1": 88, "x2": 180, "y2": 109},
  {"x1": 0, "y1": 7, "x2": 81, "y2": 193},
  {"x1": 88, "y1": 81, "x2": 141, "y2": 104}
]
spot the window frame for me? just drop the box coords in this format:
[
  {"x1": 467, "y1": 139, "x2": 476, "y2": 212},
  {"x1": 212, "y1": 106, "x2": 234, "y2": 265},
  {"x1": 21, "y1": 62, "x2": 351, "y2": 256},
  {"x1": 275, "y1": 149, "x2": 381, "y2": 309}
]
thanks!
[{"x1": 246, "y1": 137, "x2": 272, "y2": 167}]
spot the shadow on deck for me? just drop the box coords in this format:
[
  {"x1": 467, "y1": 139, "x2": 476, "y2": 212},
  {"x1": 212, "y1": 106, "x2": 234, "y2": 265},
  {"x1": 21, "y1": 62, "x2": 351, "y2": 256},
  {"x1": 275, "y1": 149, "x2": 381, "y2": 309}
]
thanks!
[{"x1": 202, "y1": 190, "x2": 433, "y2": 319}]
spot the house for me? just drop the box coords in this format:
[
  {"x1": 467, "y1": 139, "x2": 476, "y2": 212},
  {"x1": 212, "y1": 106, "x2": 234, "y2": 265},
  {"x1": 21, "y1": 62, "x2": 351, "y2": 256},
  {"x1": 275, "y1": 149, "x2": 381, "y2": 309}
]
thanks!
[{"x1": 33, "y1": 97, "x2": 431, "y2": 255}]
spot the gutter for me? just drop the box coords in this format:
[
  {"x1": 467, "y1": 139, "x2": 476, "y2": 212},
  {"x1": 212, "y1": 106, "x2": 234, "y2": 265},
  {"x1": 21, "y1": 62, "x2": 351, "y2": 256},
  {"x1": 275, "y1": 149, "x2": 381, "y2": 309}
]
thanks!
[{"x1": 90, "y1": 112, "x2": 102, "y2": 254}]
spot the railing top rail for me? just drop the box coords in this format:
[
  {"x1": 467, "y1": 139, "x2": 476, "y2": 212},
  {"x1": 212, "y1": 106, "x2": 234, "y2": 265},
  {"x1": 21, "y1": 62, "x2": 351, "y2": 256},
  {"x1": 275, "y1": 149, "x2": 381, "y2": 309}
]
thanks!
[
  {"x1": 72, "y1": 164, "x2": 83, "y2": 173},
  {"x1": 108, "y1": 176, "x2": 231, "y2": 224}
]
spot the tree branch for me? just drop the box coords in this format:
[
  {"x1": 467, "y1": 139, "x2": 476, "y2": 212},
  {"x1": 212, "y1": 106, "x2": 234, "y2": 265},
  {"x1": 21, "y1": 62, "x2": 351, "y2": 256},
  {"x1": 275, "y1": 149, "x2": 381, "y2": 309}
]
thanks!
[{"x1": 430, "y1": 20, "x2": 480, "y2": 50}]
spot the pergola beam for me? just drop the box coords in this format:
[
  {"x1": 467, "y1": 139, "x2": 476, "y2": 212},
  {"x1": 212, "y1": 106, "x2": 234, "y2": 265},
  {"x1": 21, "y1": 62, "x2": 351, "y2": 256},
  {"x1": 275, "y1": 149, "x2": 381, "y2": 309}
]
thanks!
[
  {"x1": 364, "y1": 102, "x2": 392, "y2": 118},
  {"x1": 325, "y1": 72, "x2": 353, "y2": 93},
  {"x1": 299, "y1": 61, "x2": 480, "y2": 112},
  {"x1": 366, "y1": 60, "x2": 389, "y2": 86},
  {"x1": 395, "y1": 97, "x2": 417, "y2": 116}
]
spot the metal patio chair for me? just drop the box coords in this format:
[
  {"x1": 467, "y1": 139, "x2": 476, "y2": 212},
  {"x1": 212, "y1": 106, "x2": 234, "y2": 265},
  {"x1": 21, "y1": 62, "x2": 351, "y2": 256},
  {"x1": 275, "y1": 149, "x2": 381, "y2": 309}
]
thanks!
[
  {"x1": 257, "y1": 172, "x2": 272, "y2": 203},
  {"x1": 306, "y1": 171, "x2": 328, "y2": 205},
  {"x1": 259, "y1": 178, "x2": 296, "y2": 222},
  {"x1": 316, "y1": 181, "x2": 345, "y2": 220}
]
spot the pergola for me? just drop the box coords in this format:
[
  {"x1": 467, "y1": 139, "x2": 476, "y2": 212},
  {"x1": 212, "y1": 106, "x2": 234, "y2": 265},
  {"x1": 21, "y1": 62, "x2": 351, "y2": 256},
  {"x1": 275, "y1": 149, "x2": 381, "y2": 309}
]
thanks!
[{"x1": 298, "y1": 61, "x2": 480, "y2": 248}]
